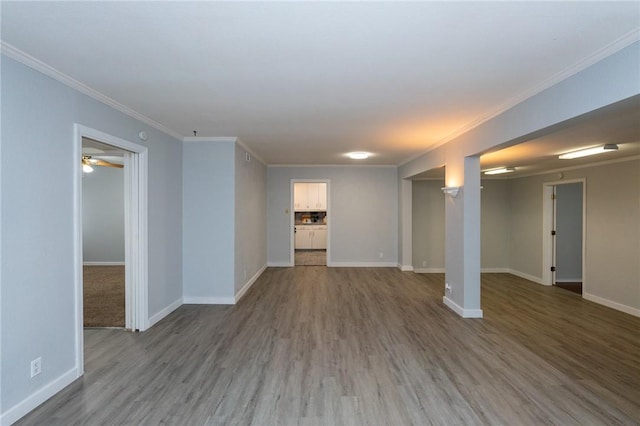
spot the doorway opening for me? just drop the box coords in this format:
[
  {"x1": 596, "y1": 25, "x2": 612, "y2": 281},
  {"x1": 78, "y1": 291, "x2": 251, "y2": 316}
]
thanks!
[
  {"x1": 543, "y1": 179, "x2": 585, "y2": 295},
  {"x1": 291, "y1": 180, "x2": 329, "y2": 266},
  {"x1": 82, "y1": 138, "x2": 126, "y2": 327},
  {"x1": 74, "y1": 124, "x2": 148, "y2": 376}
]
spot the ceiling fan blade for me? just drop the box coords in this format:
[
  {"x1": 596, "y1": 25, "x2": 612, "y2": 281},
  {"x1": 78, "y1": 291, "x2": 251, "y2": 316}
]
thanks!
[{"x1": 93, "y1": 159, "x2": 124, "y2": 168}]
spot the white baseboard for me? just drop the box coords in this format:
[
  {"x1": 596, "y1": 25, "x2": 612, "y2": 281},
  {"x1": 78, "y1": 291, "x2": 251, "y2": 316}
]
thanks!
[
  {"x1": 507, "y1": 269, "x2": 547, "y2": 285},
  {"x1": 148, "y1": 297, "x2": 183, "y2": 328},
  {"x1": 267, "y1": 261, "x2": 293, "y2": 267},
  {"x1": 398, "y1": 265, "x2": 414, "y2": 272},
  {"x1": 1, "y1": 367, "x2": 79, "y2": 425},
  {"x1": 583, "y1": 292, "x2": 640, "y2": 318},
  {"x1": 182, "y1": 297, "x2": 235, "y2": 305},
  {"x1": 235, "y1": 264, "x2": 267, "y2": 302},
  {"x1": 414, "y1": 267, "x2": 445, "y2": 273},
  {"x1": 82, "y1": 261, "x2": 125, "y2": 266},
  {"x1": 328, "y1": 261, "x2": 398, "y2": 267},
  {"x1": 443, "y1": 296, "x2": 483, "y2": 318}
]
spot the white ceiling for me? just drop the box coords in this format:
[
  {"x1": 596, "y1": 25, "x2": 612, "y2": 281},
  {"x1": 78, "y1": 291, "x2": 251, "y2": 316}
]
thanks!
[{"x1": 2, "y1": 1, "x2": 639, "y2": 166}]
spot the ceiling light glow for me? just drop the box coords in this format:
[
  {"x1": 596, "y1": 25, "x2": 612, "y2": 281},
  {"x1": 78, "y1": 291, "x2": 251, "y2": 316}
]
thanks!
[
  {"x1": 347, "y1": 152, "x2": 369, "y2": 160},
  {"x1": 559, "y1": 144, "x2": 618, "y2": 160},
  {"x1": 484, "y1": 167, "x2": 515, "y2": 175},
  {"x1": 82, "y1": 164, "x2": 94, "y2": 173}
]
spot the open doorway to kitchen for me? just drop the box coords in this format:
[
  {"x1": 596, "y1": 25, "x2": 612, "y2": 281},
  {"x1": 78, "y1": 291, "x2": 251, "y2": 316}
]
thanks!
[{"x1": 291, "y1": 180, "x2": 329, "y2": 266}]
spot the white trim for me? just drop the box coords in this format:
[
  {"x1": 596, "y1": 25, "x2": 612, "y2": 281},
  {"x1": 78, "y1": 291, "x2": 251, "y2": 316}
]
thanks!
[
  {"x1": 235, "y1": 264, "x2": 267, "y2": 302},
  {"x1": 414, "y1": 267, "x2": 445, "y2": 273},
  {"x1": 182, "y1": 297, "x2": 235, "y2": 305},
  {"x1": 0, "y1": 367, "x2": 78, "y2": 426},
  {"x1": 508, "y1": 269, "x2": 547, "y2": 286},
  {"x1": 267, "y1": 261, "x2": 294, "y2": 267},
  {"x1": 583, "y1": 293, "x2": 640, "y2": 318},
  {"x1": 2, "y1": 42, "x2": 183, "y2": 141},
  {"x1": 82, "y1": 261, "x2": 125, "y2": 266},
  {"x1": 555, "y1": 278, "x2": 583, "y2": 283},
  {"x1": 443, "y1": 296, "x2": 483, "y2": 318},
  {"x1": 328, "y1": 261, "x2": 398, "y2": 268},
  {"x1": 148, "y1": 298, "x2": 183, "y2": 328},
  {"x1": 398, "y1": 265, "x2": 414, "y2": 272}
]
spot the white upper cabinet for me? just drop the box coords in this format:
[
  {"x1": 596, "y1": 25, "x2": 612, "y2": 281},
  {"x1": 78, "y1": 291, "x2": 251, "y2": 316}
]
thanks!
[{"x1": 294, "y1": 183, "x2": 327, "y2": 211}]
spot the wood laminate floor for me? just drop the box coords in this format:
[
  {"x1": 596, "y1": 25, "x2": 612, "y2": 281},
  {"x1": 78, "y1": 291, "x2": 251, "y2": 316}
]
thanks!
[
  {"x1": 295, "y1": 250, "x2": 327, "y2": 266},
  {"x1": 17, "y1": 269, "x2": 640, "y2": 425}
]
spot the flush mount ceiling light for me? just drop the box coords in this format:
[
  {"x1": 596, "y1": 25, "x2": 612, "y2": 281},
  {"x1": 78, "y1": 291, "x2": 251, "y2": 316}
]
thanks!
[
  {"x1": 82, "y1": 163, "x2": 94, "y2": 173},
  {"x1": 484, "y1": 167, "x2": 515, "y2": 175},
  {"x1": 347, "y1": 152, "x2": 370, "y2": 160},
  {"x1": 559, "y1": 144, "x2": 618, "y2": 160}
]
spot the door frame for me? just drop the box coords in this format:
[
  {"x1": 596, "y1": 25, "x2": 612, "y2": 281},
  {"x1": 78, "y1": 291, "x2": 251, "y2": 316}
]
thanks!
[
  {"x1": 290, "y1": 179, "x2": 330, "y2": 266},
  {"x1": 73, "y1": 124, "x2": 149, "y2": 376},
  {"x1": 542, "y1": 178, "x2": 586, "y2": 289}
]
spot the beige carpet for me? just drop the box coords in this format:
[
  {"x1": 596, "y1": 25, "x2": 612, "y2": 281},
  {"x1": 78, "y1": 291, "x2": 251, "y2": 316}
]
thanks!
[{"x1": 83, "y1": 265, "x2": 125, "y2": 327}]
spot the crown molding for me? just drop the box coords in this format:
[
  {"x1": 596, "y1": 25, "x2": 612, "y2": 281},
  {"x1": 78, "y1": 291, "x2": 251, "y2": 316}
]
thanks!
[
  {"x1": 1, "y1": 41, "x2": 184, "y2": 141},
  {"x1": 236, "y1": 138, "x2": 267, "y2": 166},
  {"x1": 267, "y1": 163, "x2": 397, "y2": 168},
  {"x1": 399, "y1": 29, "x2": 640, "y2": 167},
  {"x1": 511, "y1": 154, "x2": 640, "y2": 179}
]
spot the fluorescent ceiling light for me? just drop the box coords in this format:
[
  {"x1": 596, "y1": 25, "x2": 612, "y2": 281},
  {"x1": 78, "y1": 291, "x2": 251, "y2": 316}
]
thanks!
[
  {"x1": 347, "y1": 152, "x2": 369, "y2": 160},
  {"x1": 484, "y1": 167, "x2": 515, "y2": 175},
  {"x1": 559, "y1": 144, "x2": 618, "y2": 160}
]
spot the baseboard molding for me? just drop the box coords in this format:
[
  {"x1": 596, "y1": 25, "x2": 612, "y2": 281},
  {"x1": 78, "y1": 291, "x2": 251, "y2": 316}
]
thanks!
[
  {"x1": 1, "y1": 367, "x2": 79, "y2": 425},
  {"x1": 182, "y1": 297, "x2": 235, "y2": 305},
  {"x1": 82, "y1": 261, "x2": 125, "y2": 266},
  {"x1": 398, "y1": 265, "x2": 414, "y2": 272},
  {"x1": 235, "y1": 264, "x2": 267, "y2": 302},
  {"x1": 443, "y1": 296, "x2": 483, "y2": 318},
  {"x1": 148, "y1": 297, "x2": 183, "y2": 328},
  {"x1": 328, "y1": 261, "x2": 398, "y2": 267},
  {"x1": 555, "y1": 278, "x2": 583, "y2": 283},
  {"x1": 267, "y1": 261, "x2": 293, "y2": 267},
  {"x1": 507, "y1": 269, "x2": 547, "y2": 286},
  {"x1": 414, "y1": 267, "x2": 445, "y2": 273},
  {"x1": 583, "y1": 292, "x2": 640, "y2": 318}
]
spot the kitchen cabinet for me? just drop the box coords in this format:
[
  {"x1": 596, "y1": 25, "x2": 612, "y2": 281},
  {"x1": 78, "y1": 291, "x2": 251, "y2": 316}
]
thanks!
[
  {"x1": 294, "y1": 225, "x2": 327, "y2": 249},
  {"x1": 294, "y1": 183, "x2": 327, "y2": 211}
]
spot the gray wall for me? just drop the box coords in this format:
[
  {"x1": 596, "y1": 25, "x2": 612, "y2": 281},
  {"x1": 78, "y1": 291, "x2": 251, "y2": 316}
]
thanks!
[
  {"x1": 182, "y1": 141, "x2": 235, "y2": 300},
  {"x1": 82, "y1": 165, "x2": 125, "y2": 263},
  {"x1": 412, "y1": 179, "x2": 510, "y2": 271},
  {"x1": 555, "y1": 182, "x2": 583, "y2": 281},
  {"x1": 234, "y1": 145, "x2": 267, "y2": 294},
  {"x1": 412, "y1": 180, "x2": 445, "y2": 270},
  {"x1": 1, "y1": 55, "x2": 183, "y2": 415},
  {"x1": 267, "y1": 166, "x2": 398, "y2": 265},
  {"x1": 508, "y1": 159, "x2": 639, "y2": 311},
  {"x1": 481, "y1": 179, "x2": 510, "y2": 270}
]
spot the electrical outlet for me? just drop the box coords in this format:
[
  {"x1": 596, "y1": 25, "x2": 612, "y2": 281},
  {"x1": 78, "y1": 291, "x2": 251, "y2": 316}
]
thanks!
[
  {"x1": 422, "y1": 260, "x2": 427, "y2": 267},
  {"x1": 379, "y1": 252, "x2": 384, "y2": 258},
  {"x1": 445, "y1": 283, "x2": 452, "y2": 293},
  {"x1": 31, "y1": 357, "x2": 42, "y2": 378}
]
